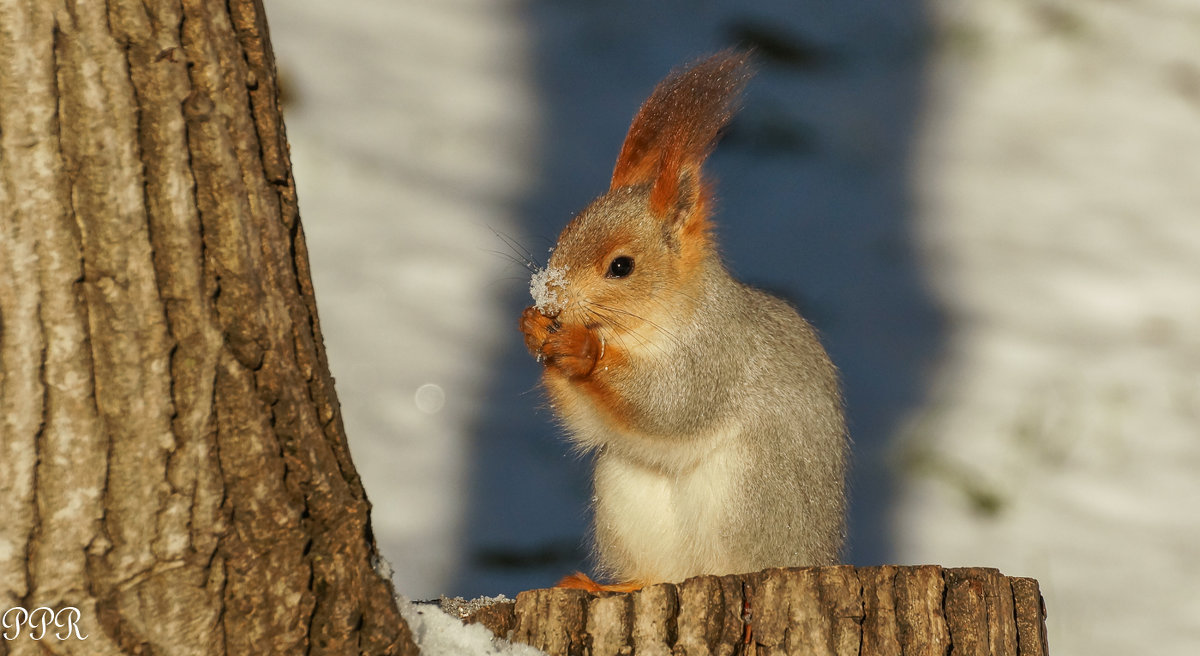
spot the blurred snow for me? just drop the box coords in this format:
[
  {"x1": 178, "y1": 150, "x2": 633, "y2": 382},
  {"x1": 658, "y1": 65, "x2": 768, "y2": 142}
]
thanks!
[
  {"x1": 898, "y1": 1, "x2": 1200, "y2": 654},
  {"x1": 263, "y1": 0, "x2": 1199, "y2": 653}
]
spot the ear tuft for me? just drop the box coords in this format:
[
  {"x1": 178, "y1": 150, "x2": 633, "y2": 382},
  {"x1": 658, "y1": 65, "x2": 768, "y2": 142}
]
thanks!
[{"x1": 610, "y1": 51, "x2": 753, "y2": 219}]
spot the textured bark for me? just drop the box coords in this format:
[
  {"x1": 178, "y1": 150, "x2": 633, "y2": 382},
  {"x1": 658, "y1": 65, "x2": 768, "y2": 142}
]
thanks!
[
  {"x1": 468, "y1": 566, "x2": 1049, "y2": 656},
  {"x1": 0, "y1": 0, "x2": 415, "y2": 654}
]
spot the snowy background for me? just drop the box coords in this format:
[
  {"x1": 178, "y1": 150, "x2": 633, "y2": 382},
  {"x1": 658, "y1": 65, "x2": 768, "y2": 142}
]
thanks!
[{"x1": 262, "y1": 0, "x2": 1199, "y2": 654}]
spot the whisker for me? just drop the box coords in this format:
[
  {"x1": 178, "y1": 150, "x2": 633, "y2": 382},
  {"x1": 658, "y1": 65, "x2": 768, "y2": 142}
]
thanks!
[
  {"x1": 592, "y1": 309, "x2": 651, "y2": 349},
  {"x1": 488, "y1": 225, "x2": 544, "y2": 271},
  {"x1": 584, "y1": 305, "x2": 672, "y2": 361},
  {"x1": 586, "y1": 311, "x2": 654, "y2": 356},
  {"x1": 582, "y1": 307, "x2": 644, "y2": 350},
  {"x1": 591, "y1": 302, "x2": 686, "y2": 351},
  {"x1": 584, "y1": 308, "x2": 643, "y2": 358},
  {"x1": 484, "y1": 248, "x2": 541, "y2": 273},
  {"x1": 519, "y1": 383, "x2": 543, "y2": 397}
]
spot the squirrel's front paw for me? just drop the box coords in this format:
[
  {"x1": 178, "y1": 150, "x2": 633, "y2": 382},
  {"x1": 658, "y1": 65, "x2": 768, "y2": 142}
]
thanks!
[
  {"x1": 542, "y1": 323, "x2": 600, "y2": 378},
  {"x1": 520, "y1": 306, "x2": 556, "y2": 359},
  {"x1": 520, "y1": 307, "x2": 599, "y2": 378}
]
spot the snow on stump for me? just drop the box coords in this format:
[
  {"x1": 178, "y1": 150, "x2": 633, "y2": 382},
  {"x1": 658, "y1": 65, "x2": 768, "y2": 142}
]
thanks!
[{"x1": 463, "y1": 565, "x2": 1049, "y2": 655}]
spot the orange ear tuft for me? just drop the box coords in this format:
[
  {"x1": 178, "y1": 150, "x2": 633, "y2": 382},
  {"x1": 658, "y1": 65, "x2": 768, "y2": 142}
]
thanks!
[{"x1": 610, "y1": 51, "x2": 752, "y2": 219}]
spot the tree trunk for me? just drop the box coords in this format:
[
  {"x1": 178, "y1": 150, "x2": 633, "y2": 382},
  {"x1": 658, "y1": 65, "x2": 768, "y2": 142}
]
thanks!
[
  {"x1": 0, "y1": 0, "x2": 415, "y2": 653},
  {"x1": 465, "y1": 566, "x2": 1049, "y2": 656}
]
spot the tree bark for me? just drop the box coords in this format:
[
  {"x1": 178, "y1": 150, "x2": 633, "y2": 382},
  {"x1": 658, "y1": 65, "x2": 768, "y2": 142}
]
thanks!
[
  {"x1": 466, "y1": 566, "x2": 1049, "y2": 656},
  {"x1": 0, "y1": 0, "x2": 415, "y2": 654}
]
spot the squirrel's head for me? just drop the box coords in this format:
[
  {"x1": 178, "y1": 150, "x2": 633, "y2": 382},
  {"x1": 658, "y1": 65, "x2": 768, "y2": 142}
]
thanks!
[{"x1": 529, "y1": 51, "x2": 752, "y2": 345}]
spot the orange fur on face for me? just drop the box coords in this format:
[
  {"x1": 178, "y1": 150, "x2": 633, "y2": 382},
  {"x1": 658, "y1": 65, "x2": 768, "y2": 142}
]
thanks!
[
  {"x1": 570, "y1": 342, "x2": 632, "y2": 426},
  {"x1": 538, "y1": 327, "x2": 637, "y2": 433},
  {"x1": 593, "y1": 228, "x2": 636, "y2": 277}
]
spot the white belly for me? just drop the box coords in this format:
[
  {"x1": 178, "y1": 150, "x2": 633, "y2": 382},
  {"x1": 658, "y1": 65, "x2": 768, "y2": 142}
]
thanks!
[{"x1": 592, "y1": 437, "x2": 744, "y2": 583}]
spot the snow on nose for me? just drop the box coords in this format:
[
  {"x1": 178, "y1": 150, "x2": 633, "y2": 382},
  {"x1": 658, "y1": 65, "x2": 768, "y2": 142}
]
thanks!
[{"x1": 530, "y1": 264, "x2": 570, "y2": 315}]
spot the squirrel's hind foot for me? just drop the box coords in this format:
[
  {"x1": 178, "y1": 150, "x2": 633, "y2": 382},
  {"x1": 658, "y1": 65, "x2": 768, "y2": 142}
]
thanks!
[{"x1": 555, "y1": 571, "x2": 644, "y2": 594}]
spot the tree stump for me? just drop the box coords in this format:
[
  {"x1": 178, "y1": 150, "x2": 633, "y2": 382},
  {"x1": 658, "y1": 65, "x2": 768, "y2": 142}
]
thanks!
[{"x1": 466, "y1": 566, "x2": 1048, "y2": 656}]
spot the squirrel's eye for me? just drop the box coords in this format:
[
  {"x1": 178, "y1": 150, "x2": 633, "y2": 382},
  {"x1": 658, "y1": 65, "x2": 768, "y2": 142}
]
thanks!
[{"x1": 606, "y1": 256, "x2": 635, "y2": 279}]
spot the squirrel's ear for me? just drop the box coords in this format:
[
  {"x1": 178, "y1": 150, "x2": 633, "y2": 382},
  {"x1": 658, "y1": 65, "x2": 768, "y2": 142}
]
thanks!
[{"x1": 610, "y1": 51, "x2": 752, "y2": 231}]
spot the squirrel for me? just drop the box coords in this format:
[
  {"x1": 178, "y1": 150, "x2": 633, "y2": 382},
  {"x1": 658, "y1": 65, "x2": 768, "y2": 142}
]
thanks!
[{"x1": 519, "y1": 51, "x2": 847, "y2": 592}]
